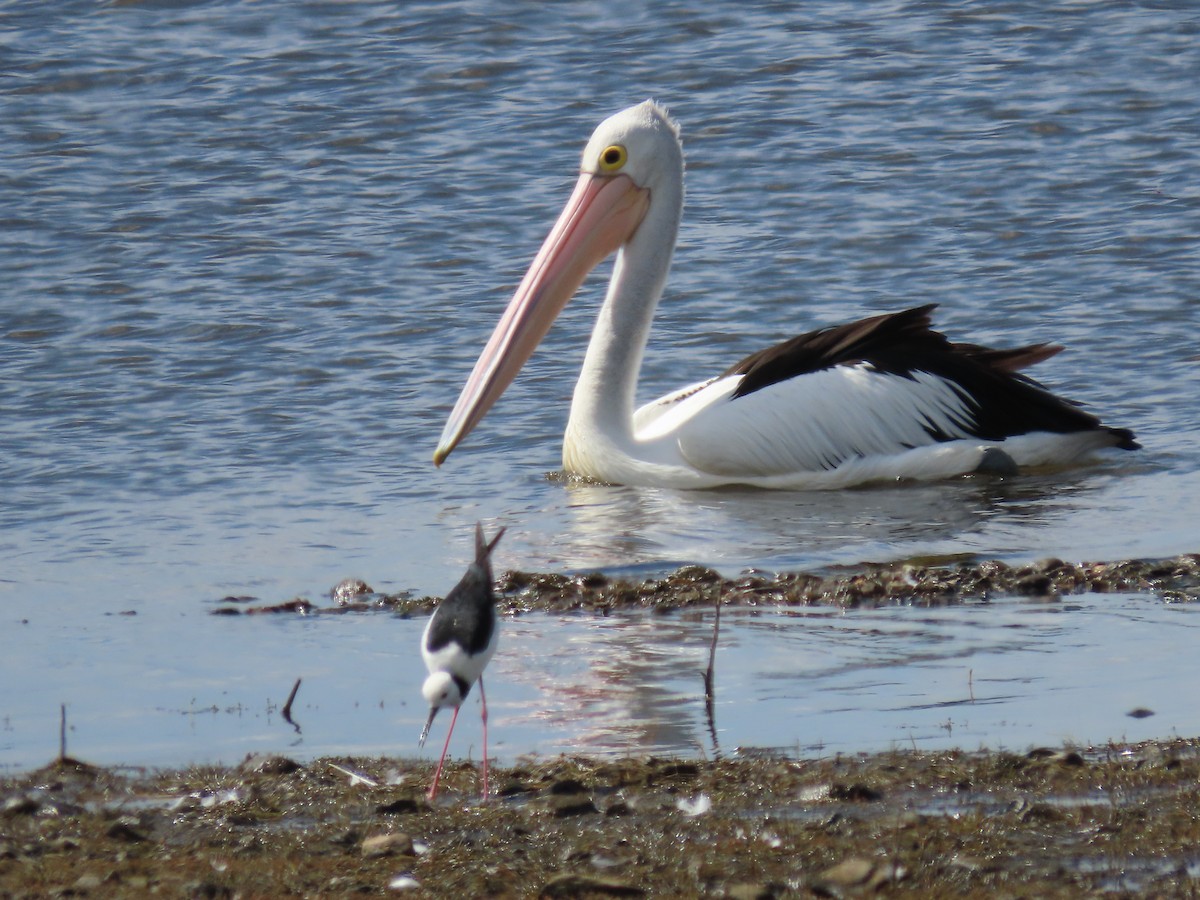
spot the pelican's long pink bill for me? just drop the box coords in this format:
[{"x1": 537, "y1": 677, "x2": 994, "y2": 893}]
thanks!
[{"x1": 434, "y1": 173, "x2": 649, "y2": 466}]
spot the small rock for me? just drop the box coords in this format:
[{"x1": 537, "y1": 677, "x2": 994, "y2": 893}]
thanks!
[
  {"x1": 820, "y1": 857, "x2": 876, "y2": 886},
  {"x1": 483, "y1": 864, "x2": 524, "y2": 893},
  {"x1": 549, "y1": 777, "x2": 589, "y2": 795},
  {"x1": 244, "y1": 598, "x2": 315, "y2": 615},
  {"x1": 106, "y1": 819, "x2": 147, "y2": 842},
  {"x1": 362, "y1": 832, "x2": 415, "y2": 858},
  {"x1": 1026, "y1": 748, "x2": 1085, "y2": 767},
  {"x1": 727, "y1": 883, "x2": 779, "y2": 900},
  {"x1": 49, "y1": 757, "x2": 100, "y2": 778},
  {"x1": 333, "y1": 578, "x2": 373, "y2": 604},
  {"x1": 2, "y1": 795, "x2": 39, "y2": 816},
  {"x1": 44, "y1": 799, "x2": 85, "y2": 817},
  {"x1": 74, "y1": 873, "x2": 104, "y2": 891},
  {"x1": 328, "y1": 876, "x2": 373, "y2": 892},
  {"x1": 539, "y1": 873, "x2": 646, "y2": 897},
  {"x1": 828, "y1": 782, "x2": 883, "y2": 802},
  {"x1": 548, "y1": 793, "x2": 598, "y2": 818},
  {"x1": 240, "y1": 753, "x2": 302, "y2": 775},
  {"x1": 651, "y1": 761, "x2": 699, "y2": 779},
  {"x1": 1016, "y1": 574, "x2": 1054, "y2": 595},
  {"x1": 387, "y1": 873, "x2": 421, "y2": 891},
  {"x1": 184, "y1": 882, "x2": 233, "y2": 899},
  {"x1": 676, "y1": 793, "x2": 712, "y2": 816},
  {"x1": 498, "y1": 779, "x2": 535, "y2": 797},
  {"x1": 818, "y1": 857, "x2": 904, "y2": 891},
  {"x1": 376, "y1": 796, "x2": 421, "y2": 815},
  {"x1": 588, "y1": 851, "x2": 632, "y2": 872},
  {"x1": 693, "y1": 860, "x2": 723, "y2": 884},
  {"x1": 1020, "y1": 802, "x2": 1064, "y2": 824}
]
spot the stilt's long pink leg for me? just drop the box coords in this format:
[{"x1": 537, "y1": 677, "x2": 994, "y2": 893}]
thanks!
[
  {"x1": 478, "y1": 676, "x2": 489, "y2": 801},
  {"x1": 428, "y1": 705, "x2": 459, "y2": 801}
]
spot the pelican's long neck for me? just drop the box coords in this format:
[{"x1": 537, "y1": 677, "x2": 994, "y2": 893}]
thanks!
[{"x1": 565, "y1": 163, "x2": 683, "y2": 461}]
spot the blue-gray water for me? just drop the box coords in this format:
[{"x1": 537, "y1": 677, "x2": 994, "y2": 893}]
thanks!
[{"x1": 2, "y1": 0, "x2": 1199, "y2": 771}]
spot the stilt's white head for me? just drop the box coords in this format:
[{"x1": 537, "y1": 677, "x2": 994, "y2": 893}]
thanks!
[{"x1": 418, "y1": 671, "x2": 465, "y2": 746}]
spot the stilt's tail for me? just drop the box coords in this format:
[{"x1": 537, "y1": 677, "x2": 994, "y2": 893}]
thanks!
[{"x1": 474, "y1": 522, "x2": 506, "y2": 582}]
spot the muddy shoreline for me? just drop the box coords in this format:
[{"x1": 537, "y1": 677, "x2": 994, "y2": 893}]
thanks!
[{"x1": 3, "y1": 740, "x2": 1199, "y2": 897}]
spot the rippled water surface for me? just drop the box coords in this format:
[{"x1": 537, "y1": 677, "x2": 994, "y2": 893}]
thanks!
[{"x1": 2, "y1": 0, "x2": 1199, "y2": 770}]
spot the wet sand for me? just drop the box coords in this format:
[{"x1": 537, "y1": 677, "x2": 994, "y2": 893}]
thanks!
[{"x1": 6, "y1": 554, "x2": 1198, "y2": 897}]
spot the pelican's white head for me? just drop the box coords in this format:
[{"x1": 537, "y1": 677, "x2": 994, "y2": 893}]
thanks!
[
  {"x1": 579, "y1": 100, "x2": 683, "y2": 191},
  {"x1": 433, "y1": 100, "x2": 685, "y2": 468}
]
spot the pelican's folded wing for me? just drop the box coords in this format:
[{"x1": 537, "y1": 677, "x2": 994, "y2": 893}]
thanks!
[{"x1": 671, "y1": 365, "x2": 979, "y2": 478}]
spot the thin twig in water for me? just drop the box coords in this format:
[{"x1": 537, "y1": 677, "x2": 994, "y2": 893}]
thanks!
[
  {"x1": 704, "y1": 596, "x2": 721, "y2": 701},
  {"x1": 59, "y1": 703, "x2": 67, "y2": 762},
  {"x1": 282, "y1": 678, "x2": 302, "y2": 733},
  {"x1": 703, "y1": 590, "x2": 722, "y2": 757}
]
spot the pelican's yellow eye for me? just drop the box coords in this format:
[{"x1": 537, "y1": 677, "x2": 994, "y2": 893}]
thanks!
[{"x1": 598, "y1": 144, "x2": 627, "y2": 172}]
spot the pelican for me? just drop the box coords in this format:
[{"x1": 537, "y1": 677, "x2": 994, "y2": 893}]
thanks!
[{"x1": 434, "y1": 100, "x2": 1138, "y2": 489}]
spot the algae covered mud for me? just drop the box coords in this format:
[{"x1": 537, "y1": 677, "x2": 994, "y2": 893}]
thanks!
[
  {"x1": 3, "y1": 740, "x2": 1200, "y2": 897},
  {"x1": 377, "y1": 552, "x2": 1200, "y2": 616}
]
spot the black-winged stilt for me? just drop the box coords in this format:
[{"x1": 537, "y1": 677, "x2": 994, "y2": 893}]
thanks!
[{"x1": 418, "y1": 522, "x2": 505, "y2": 801}]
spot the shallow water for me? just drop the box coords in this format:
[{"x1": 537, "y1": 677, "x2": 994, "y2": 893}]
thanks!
[
  {"x1": 2, "y1": 0, "x2": 1199, "y2": 770},
  {"x1": 5, "y1": 590, "x2": 1198, "y2": 771}
]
